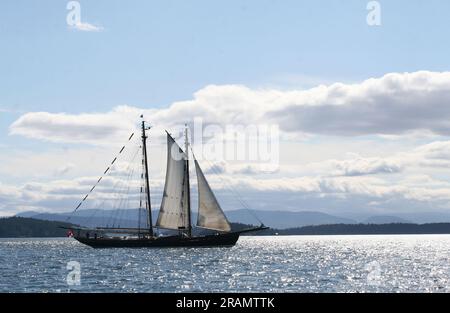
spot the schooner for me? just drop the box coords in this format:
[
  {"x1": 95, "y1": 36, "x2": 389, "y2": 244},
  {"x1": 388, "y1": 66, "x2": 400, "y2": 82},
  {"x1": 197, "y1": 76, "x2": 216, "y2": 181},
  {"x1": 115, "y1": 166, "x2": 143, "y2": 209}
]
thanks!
[{"x1": 67, "y1": 118, "x2": 267, "y2": 248}]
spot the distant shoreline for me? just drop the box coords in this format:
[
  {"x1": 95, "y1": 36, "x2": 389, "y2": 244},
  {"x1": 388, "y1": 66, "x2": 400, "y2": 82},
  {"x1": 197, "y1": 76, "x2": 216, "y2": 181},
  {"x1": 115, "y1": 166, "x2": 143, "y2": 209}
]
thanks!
[
  {"x1": 0, "y1": 217, "x2": 74, "y2": 238},
  {"x1": 251, "y1": 222, "x2": 450, "y2": 236},
  {"x1": 2, "y1": 234, "x2": 450, "y2": 240},
  {"x1": 2, "y1": 216, "x2": 450, "y2": 238}
]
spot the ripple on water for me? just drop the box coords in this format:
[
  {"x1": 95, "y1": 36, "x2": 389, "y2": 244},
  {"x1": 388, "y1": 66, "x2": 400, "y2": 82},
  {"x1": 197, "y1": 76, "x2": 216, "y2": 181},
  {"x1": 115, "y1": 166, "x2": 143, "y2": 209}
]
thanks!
[{"x1": 0, "y1": 235, "x2": 449, "y2": 292}]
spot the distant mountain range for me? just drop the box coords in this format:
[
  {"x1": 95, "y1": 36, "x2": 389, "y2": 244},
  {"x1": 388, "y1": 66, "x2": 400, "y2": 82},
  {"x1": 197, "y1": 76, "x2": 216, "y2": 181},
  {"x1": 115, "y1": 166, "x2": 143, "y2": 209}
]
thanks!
[
  {"x1": 16, "y1": 209, "x2": 450, "y2": 229},
  {"x1": 16, "y1": 209, "x2": 145, "y2": 229},
  {"x1": 363, "y1": 215, "x2": 412, "y2": 224},
  {"x1": 14, "y1": 208, "x2": 432, "y2": 229},
  {"x1": 16, "y1": 209, "x2": 357, "y2": 229},
  {"x1": 226, "y1": 210, "x2": 356, "y2": 229}
]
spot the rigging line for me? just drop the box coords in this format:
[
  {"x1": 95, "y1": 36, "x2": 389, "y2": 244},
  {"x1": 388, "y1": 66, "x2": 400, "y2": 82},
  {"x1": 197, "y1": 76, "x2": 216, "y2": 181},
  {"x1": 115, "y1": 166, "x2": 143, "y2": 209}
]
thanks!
[
  {"x1": 128, "y1": 167, "x2": 142, "y2": 229},
  {"x1": 80, "y1": 144, "x2": 139, "y2": 229},
  {"x1": 138, "y1": 178, "x2": 142, "y2": 233},
  {"x1": 120, "y1": 162, "x2": 139, "y2": 227},
  {"x1": 109, "y1": 181, "x2": 132, "y2": 228},
  {"x1": 108, "y1": 171, "x2": 133, "y2": 227},
  {"x1": 110, "y1": 160, "x2": 135, "y2": 221},
  {"x1": 138, "y1": 167, "x2": 143, "y2": 229},
  {"x1": 85, "y1": 143, "x2": 141, "y2": 228},
  {"x1": 114, "y1": 183, "x2": 132, "y2": 228},
  {"x1": 137, "y1": 149, "x2": 144, "y2": 232},
  {"x1": 107, "y1": 145, "x2": 141, "y2": 228},
  {"x1": 66, "y1": 131, "x2": 137, "y2": 222},
  {"x1": 112, "y1": 145, "x2": 141, "y2": 228},
  {"x1": 190, "y1": 147, "x2": 264, "y2": 225},
  {"x1": 139, "y1": 145, "x2": 147, "y2": 231},
  {"x1": 107, "y1": 171, "x2": 133, "y2": 227}
]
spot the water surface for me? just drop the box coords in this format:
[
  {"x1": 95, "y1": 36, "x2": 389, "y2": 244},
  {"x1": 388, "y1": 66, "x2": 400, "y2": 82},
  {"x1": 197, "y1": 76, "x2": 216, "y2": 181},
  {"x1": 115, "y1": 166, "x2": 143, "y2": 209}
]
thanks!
[{"x1": 0, "y1": 235, "x2": 449, "y2": 292}]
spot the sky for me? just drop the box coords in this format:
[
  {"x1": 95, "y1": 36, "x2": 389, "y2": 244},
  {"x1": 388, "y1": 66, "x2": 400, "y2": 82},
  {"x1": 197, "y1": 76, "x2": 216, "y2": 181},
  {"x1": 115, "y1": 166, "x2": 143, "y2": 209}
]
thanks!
[{"x1": 2, "y1": 0, "x2": 450, "y2": 221}]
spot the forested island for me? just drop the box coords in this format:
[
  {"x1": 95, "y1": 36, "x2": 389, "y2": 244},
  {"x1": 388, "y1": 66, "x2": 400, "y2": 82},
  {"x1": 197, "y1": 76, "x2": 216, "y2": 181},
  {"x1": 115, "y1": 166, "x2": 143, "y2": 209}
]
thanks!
[
  {"x1": 2, "y1": 217, "x2": 450, "y2": 238},
  {"x1": 0, "y1": 217, "x2": 75, "y2": 237},
  {"x1": 274, "y1": 223, "x2": 450, "y2": 235}
]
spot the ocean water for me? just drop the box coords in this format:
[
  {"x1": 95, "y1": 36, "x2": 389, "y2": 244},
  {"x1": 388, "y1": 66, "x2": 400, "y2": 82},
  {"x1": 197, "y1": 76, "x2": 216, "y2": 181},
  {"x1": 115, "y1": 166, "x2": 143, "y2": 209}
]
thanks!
[{"x1": 0, "y1": 235, "x2": 449, "y2": 293}]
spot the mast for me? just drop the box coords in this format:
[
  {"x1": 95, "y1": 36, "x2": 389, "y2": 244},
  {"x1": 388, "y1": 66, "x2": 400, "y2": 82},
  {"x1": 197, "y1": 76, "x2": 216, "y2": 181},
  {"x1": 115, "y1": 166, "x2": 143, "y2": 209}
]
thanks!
[
  {"x1": 185, "y1": 124, "x2": 192, "y2": 237},
  {"x1": 141, "y1": 119, "x2": 153, "y2": 236}
]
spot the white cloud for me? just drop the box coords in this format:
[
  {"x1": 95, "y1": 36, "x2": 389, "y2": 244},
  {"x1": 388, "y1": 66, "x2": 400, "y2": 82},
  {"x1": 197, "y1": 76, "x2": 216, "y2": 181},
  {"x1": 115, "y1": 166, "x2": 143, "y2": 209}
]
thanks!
[
  {"x1": 9, "y1": 71, "x2": 450, "y2": 147},
  {"x1": 2, "y1": 164, "x2": 450, "y2": 217},
  {"x1": 9, "y1": 106, "x2": 139, "y2": 144},
  {"x1": 293, "y1": 140, "x2": 450, "y2": 178},
  {"x1": 5, "y1": 71, "x2": 450, "y2": 217},
  {"x1": 2, "y1": 139, "x2": 450, "y2": 217},
  {"x1": 202, "y1": 161, "x2": 279, "y2": 175},
  {"x1": 330, "y1": 157, "x2": 404, "y2": 176},
  {"x1": 270, "y1": 71, "x2": 450, "y2": 136},
  {"x1": 54, "y1": 163, "x2": 75, "y2": 176}
]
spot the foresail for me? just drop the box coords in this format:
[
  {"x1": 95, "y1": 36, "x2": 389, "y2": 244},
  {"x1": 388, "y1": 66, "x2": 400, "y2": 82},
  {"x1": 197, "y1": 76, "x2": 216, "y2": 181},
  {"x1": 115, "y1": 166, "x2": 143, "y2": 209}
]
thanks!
[
  {"x1": 156, "y1": 134, "x2": 189, "y2": 230},
  {"x1": 195, "y1": 159, "x2": 231, "y2": 232}
]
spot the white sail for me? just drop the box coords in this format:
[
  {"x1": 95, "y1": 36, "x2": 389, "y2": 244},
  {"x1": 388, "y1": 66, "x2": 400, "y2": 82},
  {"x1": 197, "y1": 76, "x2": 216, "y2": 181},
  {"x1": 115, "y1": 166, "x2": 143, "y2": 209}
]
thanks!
[
  {"x1": 195, "y1": 159, "x2": 231, "y2": 232},
  {"x1": 156, "y1": 134, "x2": 190, "y2": 230}
]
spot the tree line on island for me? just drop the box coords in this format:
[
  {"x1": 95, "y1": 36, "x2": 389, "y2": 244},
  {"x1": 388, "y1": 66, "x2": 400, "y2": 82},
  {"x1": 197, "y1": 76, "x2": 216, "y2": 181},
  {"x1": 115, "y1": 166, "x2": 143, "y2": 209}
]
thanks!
[
  {"x1": 2, "y1": 216, "x2": 450, "y2": 238},
  {"x1": 0, "y1": 217, "x2": 75, "y2": 237}
]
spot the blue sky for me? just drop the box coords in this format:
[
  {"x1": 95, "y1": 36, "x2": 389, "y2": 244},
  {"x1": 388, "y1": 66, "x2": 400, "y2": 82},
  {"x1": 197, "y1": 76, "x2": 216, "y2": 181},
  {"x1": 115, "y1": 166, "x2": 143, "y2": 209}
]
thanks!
[
  {"x1": 3, "y1": 1, "x2": 450, "y2": 220},
  {"x1": 2, "y1": 0, "x2": 450, "y2": 114},
  {"x1": 1, "y1": 0, "x2": 448, "y2": 145}
]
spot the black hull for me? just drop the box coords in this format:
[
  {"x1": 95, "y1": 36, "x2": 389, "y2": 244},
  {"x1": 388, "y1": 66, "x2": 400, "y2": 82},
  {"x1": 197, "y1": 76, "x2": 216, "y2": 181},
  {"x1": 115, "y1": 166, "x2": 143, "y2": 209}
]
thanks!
[{"x1": 74, "y1": 232, "x2": 240, "y2": 248}]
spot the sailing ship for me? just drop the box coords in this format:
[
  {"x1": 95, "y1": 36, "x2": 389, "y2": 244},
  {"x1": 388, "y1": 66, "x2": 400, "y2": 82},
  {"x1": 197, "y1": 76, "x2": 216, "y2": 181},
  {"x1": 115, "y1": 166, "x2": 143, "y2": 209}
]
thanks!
[{"x1": 66, "y1": 118, "x2": 267, "y2": 248}]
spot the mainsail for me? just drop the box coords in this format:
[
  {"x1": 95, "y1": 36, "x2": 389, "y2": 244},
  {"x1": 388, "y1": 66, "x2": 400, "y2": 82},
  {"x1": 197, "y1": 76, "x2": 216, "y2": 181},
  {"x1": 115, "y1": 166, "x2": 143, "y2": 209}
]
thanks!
[
  {"x1": 195, "y1": 159, "x2": 231, "y2": 232},
  {"x1": 156, "y1": 133, "x2": 190, "y2": 230}
]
